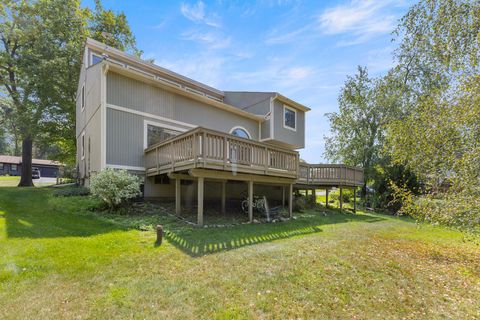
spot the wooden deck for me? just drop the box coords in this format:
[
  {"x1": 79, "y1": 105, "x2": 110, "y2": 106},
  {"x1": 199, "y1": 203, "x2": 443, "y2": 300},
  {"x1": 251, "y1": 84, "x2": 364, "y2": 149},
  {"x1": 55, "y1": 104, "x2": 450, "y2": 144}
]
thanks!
[{"x1": 144, "y1": 127, "x2": 363, "y2": 187}]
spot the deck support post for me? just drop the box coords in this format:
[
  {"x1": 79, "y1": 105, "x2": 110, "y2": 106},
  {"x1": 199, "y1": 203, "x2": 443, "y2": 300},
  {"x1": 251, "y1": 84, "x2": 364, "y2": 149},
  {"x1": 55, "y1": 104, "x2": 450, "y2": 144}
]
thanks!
[
  {"x1": 175, "y1": 178, "x2": 181, "y2": 215},
  {"x1": 197, "y1": 177, "x2": 204, "y2": 226},
  {"x1": 282, "y1": 186, "x2": 285, "y2": 207},
  {"x1": 288, "y1": 183, "x2": 293, "y2": 218},
  {"x1": 339, "y1": 187, "x2": 343, "y2": 212},
  {"x1": 353, "y1": 187, "x2": 357, "y2": 213},
  {"x1": 325, "y1": 188, "x2": 329, "y2": 209},
  {"x1": 248, "y1": 180, "x2": 253, "y2": 222},
  {"x1": 221, "y1": 180, "x2": 226, "y2": 214}
]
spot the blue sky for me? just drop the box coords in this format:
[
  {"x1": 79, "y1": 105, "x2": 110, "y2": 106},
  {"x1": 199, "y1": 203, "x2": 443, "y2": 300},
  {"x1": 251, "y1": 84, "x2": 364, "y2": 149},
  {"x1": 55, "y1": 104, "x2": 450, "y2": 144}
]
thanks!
[{"x1": 84, "y1": 0, "x2": 412, "y2": 163}]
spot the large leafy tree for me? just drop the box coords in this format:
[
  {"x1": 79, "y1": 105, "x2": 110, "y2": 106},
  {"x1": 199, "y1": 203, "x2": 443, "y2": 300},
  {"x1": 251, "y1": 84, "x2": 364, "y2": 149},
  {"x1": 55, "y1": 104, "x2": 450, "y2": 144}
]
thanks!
[
  {"x1": 325, "y1": 66, "x2": 398, "y2": 196},
  {"x1": 0, "y1": 0, "x2": 139, "y2": 186}
]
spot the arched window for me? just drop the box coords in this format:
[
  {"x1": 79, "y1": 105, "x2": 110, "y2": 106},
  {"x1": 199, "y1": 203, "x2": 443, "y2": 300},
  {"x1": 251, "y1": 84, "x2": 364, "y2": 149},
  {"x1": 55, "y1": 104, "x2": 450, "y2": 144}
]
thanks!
[{"x1": 230, "y1": 127, "x2": 251, "y2": 139}]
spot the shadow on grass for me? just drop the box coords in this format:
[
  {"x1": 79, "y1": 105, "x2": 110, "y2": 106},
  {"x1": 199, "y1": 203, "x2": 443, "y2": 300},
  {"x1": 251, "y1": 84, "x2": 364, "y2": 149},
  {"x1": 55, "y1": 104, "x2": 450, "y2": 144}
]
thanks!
[
  {"x1": 0, "y1": 187, "x2": 122, "y2": 239},
  {"x1": 164, "y1": 210, "x2": 385, "y2": 257}
]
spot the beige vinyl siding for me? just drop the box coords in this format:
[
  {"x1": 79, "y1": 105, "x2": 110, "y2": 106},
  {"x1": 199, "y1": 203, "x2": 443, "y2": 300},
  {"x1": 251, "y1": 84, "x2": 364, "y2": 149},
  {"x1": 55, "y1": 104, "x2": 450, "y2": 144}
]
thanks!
[
  {"x1": 273, "y1": 100, "x2": 305, "y2": 148},
  {"x1": 76, "y1": 61, "x2": 103, "y2": 180},
  {"x1": 106, "y1": 72, "x2": 259, "y2": 140},
  {"x1": 106, "y1": 108, "x2": 145, "y2": 168}
]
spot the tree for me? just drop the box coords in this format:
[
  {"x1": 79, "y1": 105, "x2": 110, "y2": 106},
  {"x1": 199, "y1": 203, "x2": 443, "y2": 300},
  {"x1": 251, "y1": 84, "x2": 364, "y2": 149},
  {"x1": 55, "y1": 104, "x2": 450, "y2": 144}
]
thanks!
[
  {"x1": 325, "y1": 66, "x2": 394, "y2": 197},
  {"x1": 0, "y1": 0, "x2": 139, "y2": 186}
]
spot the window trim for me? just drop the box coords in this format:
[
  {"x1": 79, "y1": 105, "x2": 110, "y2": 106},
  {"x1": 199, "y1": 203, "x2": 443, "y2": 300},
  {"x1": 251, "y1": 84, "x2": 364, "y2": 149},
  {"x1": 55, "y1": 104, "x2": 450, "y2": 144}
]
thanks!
[
  {"x1": 283, "y1": 104, "x2": 297, "y2": 132},
  {"x1": 143, "y1": 119, "x2": 189, "y2": 150},
  {"x1": 11, "y1": 164, "x2": 17, "y2": 171},
  {"x1": 229, "y1": 126, "x2": 251, "y2": 139},
  {"x1": 0, "y1": 163, "x2": 3, "y2": 170},
  {"x1": 81, "y1": 131, "x2": 85, "y2": 160}
]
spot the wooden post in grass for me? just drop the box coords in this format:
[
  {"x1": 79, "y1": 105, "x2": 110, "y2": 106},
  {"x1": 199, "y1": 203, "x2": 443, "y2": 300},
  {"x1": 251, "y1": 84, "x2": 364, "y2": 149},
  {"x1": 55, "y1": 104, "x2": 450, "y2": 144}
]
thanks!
[
  {"x1": 325, "y1": 188, "x2": 329, "y2": 209},
  {"x1": 221, "y1": 180, "x2": 226, "y2": 214},
  {"x1": 288, "y1": 183, "x2": 293, "y2": 218},
  {"x1": 340, "y1": 187, "x2": 343, "y2": 212},
  {"x1": 197, "y1": 177, "x2": 204, "y2": 226},
  {"x1": 156, "y1": 225, "x2": 163, "y2": 245},
  {"x1": 175, "y1": 178, "x2": 181, "y2": 215},
  {"x1": 248, "y1": 180, "x2": 253, "y2": 222}
]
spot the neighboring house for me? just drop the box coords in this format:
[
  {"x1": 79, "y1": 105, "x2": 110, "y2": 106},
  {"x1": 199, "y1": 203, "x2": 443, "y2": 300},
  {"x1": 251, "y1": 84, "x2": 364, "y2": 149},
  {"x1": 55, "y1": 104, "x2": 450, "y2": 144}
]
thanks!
[
  {"x1": 77, "y1": 38, "x2": 363, "y2": 225},
  {"x1": 0, "y1": 155, "x2": 62, "y2": 177}
]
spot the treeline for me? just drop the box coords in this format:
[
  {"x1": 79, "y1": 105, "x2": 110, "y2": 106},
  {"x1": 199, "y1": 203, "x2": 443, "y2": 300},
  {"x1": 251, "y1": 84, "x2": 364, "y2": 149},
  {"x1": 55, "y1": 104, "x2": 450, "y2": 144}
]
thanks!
[
  {"x1": 0, "y1": 0, "x2": 140, "y2": 185},
  {"x1": 325, "y1": 0, "x2": 480, "y2": 231}
]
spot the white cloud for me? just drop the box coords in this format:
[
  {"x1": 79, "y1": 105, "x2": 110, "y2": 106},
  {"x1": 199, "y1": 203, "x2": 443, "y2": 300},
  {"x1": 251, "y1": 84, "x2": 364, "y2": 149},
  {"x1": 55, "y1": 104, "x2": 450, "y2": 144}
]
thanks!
[
  {"x1": 318, "y1": 0, "x2": 397, "y2": 44},
  {"x1": 180, "y1": 1, "x2": 221, "y2": 28},
  {"x1": 181, "y1": 29, "x2": 231, "y2": 49}
]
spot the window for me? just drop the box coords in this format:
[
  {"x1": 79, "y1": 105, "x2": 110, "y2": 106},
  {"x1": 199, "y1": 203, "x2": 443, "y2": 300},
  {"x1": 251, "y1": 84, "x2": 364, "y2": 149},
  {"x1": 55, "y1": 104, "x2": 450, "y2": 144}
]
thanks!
[
  {"x1": 147, "y1": 124, "x2": 181, "y2": 148},
  {"x1": 0, "y1": 163, "x2": 3, "y2": 170},
  {"x1": 283, "y1": 105, "x2": 296, "y2": 131},
  {"x1": 81, "y1": 85, "x2": 85, "y2": 111},
  {"x1": 230, "y1": 127, "x2": 251, "y2": 139},
  {"x1": 81, "y1": 132, "x2": 85, "y2": 160},
  {"x1": 11, "y1": 164, "x2": 17, "y2": 171},
  {"x1": 92, "y1": 54, "x2": 103, "y2": 66}
]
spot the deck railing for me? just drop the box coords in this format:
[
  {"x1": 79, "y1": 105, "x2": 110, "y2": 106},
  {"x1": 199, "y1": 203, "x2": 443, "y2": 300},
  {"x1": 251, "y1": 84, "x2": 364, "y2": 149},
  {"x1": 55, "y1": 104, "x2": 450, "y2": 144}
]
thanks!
[
  {"x1": 298, "y1": 163, "x2": 364, "y2": 186},
  {"x1": 145, "y1": 127, "x2": 299, "y2": 178}
]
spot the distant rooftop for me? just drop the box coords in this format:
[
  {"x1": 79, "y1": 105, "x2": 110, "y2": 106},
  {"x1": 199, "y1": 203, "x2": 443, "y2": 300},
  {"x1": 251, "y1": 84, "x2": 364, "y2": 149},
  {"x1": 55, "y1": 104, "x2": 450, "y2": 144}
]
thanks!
[{"x1": 0, "y1": 155, "x2": 62, "y2": 166}]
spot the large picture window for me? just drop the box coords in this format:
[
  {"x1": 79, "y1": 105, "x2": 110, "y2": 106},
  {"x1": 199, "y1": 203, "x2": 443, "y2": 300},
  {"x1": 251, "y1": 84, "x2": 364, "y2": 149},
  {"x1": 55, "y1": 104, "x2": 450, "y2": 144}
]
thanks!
[
  {"x1": 283, "y1": 105, "x2": 296, "y2": 131},
  {"x1": 147, "y1": 124, "x2": 181, "y2": 148}
]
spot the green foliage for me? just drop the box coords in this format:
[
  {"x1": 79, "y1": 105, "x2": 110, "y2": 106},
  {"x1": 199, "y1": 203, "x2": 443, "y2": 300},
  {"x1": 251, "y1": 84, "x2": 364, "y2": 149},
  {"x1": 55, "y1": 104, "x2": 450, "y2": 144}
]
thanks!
[
  {"x1": 0, "y1": 0, "x2": 141, "y2": 181},
  {"x1": 53, "y1": 186, "x2": 90, "y2": 197},
  {"x1": 90, "y1": 169, "x2": 141, "y2": 210}
]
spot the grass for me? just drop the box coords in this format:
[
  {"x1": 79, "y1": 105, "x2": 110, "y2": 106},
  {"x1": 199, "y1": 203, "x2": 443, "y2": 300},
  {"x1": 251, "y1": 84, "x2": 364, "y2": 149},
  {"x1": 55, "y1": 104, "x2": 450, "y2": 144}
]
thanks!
[
  {"x1": 0, "y1": 187, "x2": 479, "y2": 319},
  {"x1": 0, "y1": 176, "x2": 56, "y2": 187}
]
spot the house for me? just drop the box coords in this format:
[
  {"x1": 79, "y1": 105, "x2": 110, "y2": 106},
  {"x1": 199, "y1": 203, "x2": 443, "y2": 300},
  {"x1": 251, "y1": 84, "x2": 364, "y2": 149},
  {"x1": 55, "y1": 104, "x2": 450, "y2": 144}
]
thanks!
[
  {"x1": 76, "y1": 38, "x2": 363, "y2": 225},
  {"x1": 0, "y1": 155, "x2": 62, "y2": 177}
]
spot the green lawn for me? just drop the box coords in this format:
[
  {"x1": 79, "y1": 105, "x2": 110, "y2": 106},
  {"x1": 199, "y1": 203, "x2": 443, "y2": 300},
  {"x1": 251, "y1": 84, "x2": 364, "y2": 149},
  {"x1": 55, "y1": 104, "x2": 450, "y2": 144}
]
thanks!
[
  {"x1": 0, "y1": 187, "x2": 479, "y2": 319},
  {"x1": 0, "y1": 176, "x2": 56, "y2": 187}
]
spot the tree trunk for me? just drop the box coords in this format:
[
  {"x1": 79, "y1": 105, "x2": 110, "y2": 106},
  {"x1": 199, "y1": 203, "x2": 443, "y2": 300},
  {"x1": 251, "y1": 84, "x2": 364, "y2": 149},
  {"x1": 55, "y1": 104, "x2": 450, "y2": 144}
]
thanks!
[{"x1": 18, "y1": 137, "x2": 34, "y2": 187}]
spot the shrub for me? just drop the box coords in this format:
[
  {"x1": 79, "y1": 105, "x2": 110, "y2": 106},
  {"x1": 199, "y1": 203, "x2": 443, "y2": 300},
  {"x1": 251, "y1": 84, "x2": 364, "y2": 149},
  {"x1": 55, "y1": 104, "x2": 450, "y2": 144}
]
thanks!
[
  {"x1": 53, "y1": 186, "x2": 90, "y2": 197},
  {"x1": 90, "y1": 169, "x2": 141, "y2": 210}
]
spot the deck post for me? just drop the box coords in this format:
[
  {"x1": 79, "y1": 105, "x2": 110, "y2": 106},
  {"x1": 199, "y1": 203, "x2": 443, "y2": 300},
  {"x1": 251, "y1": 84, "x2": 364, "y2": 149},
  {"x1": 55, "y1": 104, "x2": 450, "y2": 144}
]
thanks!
[
  {"x1": 197, "y1": 177, "x2": 204, "y2": 226},
  {"x1": 339, "y1": 187, "x2": 343, "y2": 212},
  {"x1": 282, "y1": 186, "x2": 285, "y2": 207},
  {"x1": 353, "y1": 187, "x2": 357, "y2": 213},
  {"x1": 248, "y1": 180, "x2": 253, "y2": 222},
  {"x1": 175, "y1": 178, "x2": 181, "y2": 215},
  {"x1": 288, "y1": 183, "x2": 293, "y2": 218},
  {"x1": 221, "y1": 180, "x2": 226, "y2": 214},
  {"x1": 325, "y1": 188, "x2": 329, "y2": 209}
]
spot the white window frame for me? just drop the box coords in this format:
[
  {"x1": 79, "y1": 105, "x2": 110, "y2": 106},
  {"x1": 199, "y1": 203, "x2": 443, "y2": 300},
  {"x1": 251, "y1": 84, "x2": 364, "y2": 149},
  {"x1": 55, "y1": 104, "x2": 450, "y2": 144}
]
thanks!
[
  {"x1": 143, "y1": 119, "x2": 189, "y2": 150},
  {"x1": 81, "y1": 132, "x2": 85, "y2": 160},
  {"x1": 283, "y1": 104, "x2": 297, "y2": 132},
  {"x1": 229, "y1": 126, "x2": 251, "y2": 139},
  {"x1": 81, "y1": 84, "x2": 85, "y2": 112}
]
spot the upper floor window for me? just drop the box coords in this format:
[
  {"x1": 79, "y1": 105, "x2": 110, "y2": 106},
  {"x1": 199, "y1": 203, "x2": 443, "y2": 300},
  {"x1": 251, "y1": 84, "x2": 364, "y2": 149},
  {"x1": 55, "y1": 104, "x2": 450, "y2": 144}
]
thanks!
[
  {"x1": 11, "y1": 164, "x2": 17, "y2": 171},
  {"x1": 283, "y1": 105, "x2": 296, "y2": 131},
  {"x1": 147, "y1": 124, "x2": 181, "y2": 148},
  {"x1": 81, "y1": 85, "x2": 85, "y2": 111},
  {"x1": 230, "y1": 127, "x2": 251, "y2": 139},
  {"x1": 92, "y1": 54, "x2": 103, "y2": 66}
]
